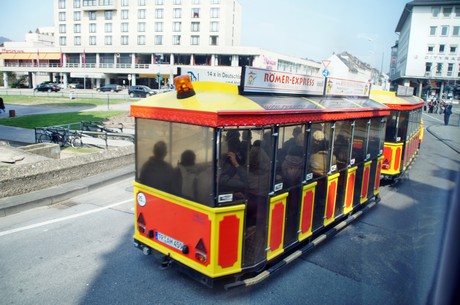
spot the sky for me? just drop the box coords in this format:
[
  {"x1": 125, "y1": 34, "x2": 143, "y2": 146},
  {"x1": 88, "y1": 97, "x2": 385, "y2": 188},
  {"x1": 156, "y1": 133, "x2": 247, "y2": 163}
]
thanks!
[{"x1": 0, "y1": 0, "x2": 409, "y2": 73}]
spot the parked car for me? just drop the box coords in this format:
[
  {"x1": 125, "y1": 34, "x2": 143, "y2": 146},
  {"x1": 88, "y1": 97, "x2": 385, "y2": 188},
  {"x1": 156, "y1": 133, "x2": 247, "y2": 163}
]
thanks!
[
  {"x1": 97, "y1": 84, "x2": 122, "y2": 92},
  {"x1": 69, "y1": 83, "x2": 85, "y2": 89},
  {"x1": 128, "y1": 85, "x2": 157, "y2": 98},
  {"x1": 34, "y1": 83, "x2": 61, "y2": 92}
]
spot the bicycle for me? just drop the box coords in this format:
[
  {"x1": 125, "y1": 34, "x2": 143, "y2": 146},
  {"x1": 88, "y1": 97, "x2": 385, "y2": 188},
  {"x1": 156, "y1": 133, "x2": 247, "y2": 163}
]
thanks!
[{"x1": 38, "y1": 127, "x2": 83, "y2": 148}]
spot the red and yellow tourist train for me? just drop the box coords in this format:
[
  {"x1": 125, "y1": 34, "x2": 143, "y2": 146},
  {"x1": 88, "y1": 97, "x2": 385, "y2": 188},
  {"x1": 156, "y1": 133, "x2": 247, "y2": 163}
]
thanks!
[{"x1": 131, "y1": 67, "x2": 421, "y2": 288}]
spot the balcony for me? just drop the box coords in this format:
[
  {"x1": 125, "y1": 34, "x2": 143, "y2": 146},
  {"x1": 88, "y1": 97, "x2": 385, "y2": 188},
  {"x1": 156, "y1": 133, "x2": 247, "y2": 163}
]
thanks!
[{"x1": 81, "y1": 0, "x2": 117, "y2": 11}]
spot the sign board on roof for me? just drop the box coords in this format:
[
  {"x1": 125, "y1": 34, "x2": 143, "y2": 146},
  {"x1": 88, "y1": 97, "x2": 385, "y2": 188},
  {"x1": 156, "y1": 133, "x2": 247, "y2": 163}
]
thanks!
[
  {"x1": 396, "y1": 85, "x2": 414, "y2": 96},
  {"x1": 180, "y1": 66, "x2": 241, "y2": 85},
  {"x1": 242, "y1": 66, "x2": 324, "y2": 95},
  {"x1": 324, "y1": 77, "x2": 371, "y2": 97}
]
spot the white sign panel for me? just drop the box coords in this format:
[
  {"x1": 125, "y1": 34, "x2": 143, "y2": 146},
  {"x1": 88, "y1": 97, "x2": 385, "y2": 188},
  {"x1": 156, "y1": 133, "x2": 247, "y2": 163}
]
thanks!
[
  {"x1": 324, "y1": 77, "x2": 370, "y2": 97},
  {"x1": 181, "y1": 66, "x2": 241, "y2": 85},
  {"x1": 242, "y1": 67, "x2": 324, "y2": 95}
]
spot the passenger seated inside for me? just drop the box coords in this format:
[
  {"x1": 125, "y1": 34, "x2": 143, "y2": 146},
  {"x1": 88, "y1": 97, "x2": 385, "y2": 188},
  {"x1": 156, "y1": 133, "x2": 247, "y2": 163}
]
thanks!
[
  {"x1": 139, "y1": 141, "x2": 175, "y2": 192},
  {"x1": 219, "y1": 137, "x2": 248, "y2": 199},
  {"x1": 172, "y1": 150, "x2": 198, "y2": 199},
  {"x1": 309, "y1": 130, "x2": 336, "y2": 177}
]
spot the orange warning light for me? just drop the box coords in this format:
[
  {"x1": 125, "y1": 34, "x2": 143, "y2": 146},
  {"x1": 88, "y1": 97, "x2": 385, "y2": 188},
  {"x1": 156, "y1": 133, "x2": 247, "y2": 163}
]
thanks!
[{"x1": 174, "y1": 75, "x2": 196, "y2": 99}]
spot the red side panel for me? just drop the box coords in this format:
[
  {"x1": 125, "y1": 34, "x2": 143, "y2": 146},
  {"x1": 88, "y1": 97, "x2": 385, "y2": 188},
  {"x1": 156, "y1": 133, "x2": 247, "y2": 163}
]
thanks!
[
  {"x1": 326, "y1": 180, "x2": 337, "y2": 219},
  {"x1": 269, "y1": 203, "x2": 285, "y2": 252},
  {"x1": 346, "y1": 172, "x2": 356, "y2": 208},
  {"x1": 361, "y1": 166, "x2": 370, "y2": 199},
  {"x1": 218, "y1": 215, "x2": 240, "y2": 268},
  {"x1": 301, "y1": 189, "x2": 314, "y2": 233},
  {"x1": 394, "y1": 147, "x2": 401, "y2": 171}
]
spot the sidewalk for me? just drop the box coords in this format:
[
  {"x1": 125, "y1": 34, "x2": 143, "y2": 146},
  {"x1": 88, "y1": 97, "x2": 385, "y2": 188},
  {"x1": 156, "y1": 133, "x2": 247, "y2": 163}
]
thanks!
[{"x1": 427, "y1": 124, "x2": 460, "y2": 153}]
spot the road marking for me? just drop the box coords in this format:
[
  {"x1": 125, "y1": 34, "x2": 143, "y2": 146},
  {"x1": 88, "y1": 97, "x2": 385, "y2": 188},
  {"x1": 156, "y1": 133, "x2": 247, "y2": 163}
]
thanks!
[{"x1": 0, "y1": 199, "x2": 132, "y2": 237}]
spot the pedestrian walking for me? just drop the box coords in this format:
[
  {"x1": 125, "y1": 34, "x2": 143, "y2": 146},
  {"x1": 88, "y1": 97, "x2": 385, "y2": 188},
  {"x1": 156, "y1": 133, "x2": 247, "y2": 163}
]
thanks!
[
  {"x1": 443, "y1": 101, "x2": 453, "y2": 125},
  {"x1": 0, "y1": 97, "x2": 5, "y2": 113}
]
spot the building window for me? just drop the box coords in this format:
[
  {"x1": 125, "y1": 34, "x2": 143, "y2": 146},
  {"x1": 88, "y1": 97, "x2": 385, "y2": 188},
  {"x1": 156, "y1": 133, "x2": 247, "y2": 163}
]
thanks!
[
  {"x1": 173, "y1": 8, "x2": 182, "y2": 18},
  {"x1": 210, "y1": 35, "x2": 218, "y2": 46},
  {"x1": 427, "y1": 45, "x2": 434, "y2": 53},
  {"x1": 105, "y1": 11, "x2": 112, "y2": 20},
  {"x1": 59, "y1": 12, "x2": 66, "y2": 21},
  {"x1": 439, "y1": 44, "x2": 445, "y2": 53},
  {"x1": 74, "y1": 0, "x2": 81, "y2": 8},
  {"x1": 155, "y1": 35, "x2": 163, "y2": 45},
  {"x1": 192, "y1": 0, "x2": 200, "y2": 4},
  {"x1": 453, "y1": 26, "x2": 460, "y2": 36},
  {"x1": 138, "y1": 9, "x2": 146, "y2": 19},
  {"x1": 156, "y1": 9, "x2": 164, "y2": 19},
  {"x1": 74, "y1": 11, "x2": 81, "y2": 21},
  {"x1": 89, "y1": 23, "x2": 96, "y2": 33},
  {"x1": 455, "y1": 7, "x2": 460, "y2": 17},
  {"x1": 138, "y1": 22, "x2": 146, "y2": 32},
  {"x1": 191, "y1": 35, "x2": 199, "y2": 45},
  {"x1": 210, "y1": 8, "x2": 219, "y2": 18},
  {"x1": 425, "y1": 62, "x2": 432, "y2": 74},
  {"x1": 89, "y1": 11, "x2": 96, "y2": 20},
  {"x1": 436, "y1": 63, "x2": 443, "y2": 75},
  {"x1": 191, "y1": 22, "x2": 200, "y2": 32},
  {"x1": 74, "y1": 36, "x2": 81, "y2": 46},
  {"x1": 104, "y1": 36, "x2": 112, "y2": 45},
  {"x1": 443, "y1": 7, "x2": 452, "y2": 17},
  {"x1": 105, "y1": 23, "x2": 112, "y2": 33},
  {"x1": 139, "y1": 0, "x2": 146, "y2": 5},
  {"x1": 192, "y1": 8, "x2": 200, "y2": 18},
  {"x1": 121, "y1": 0, "x2": 128, "y2": 6},
  {"x1": 211, "y1": 0, "x2": 220, "y2": 3},
  {"x1": 121, "y1": 10, "x2": 129, "y2": 19},
  {"x1": 430, "y1": 26, "x2": 437, "y2": 36},
  {"x1": 173, "y1": 35, "x2": 181, "y2": 45},
  {"x1": 89, "y1": 36, "x2": 96, "y2": 45},
  {"x1": 441, "y1": 25, "x2": 449, "y2": 36},
  {"x1": 59, "y1": 24, "x2": 66, "y2": 34},
  {"x1": 74, "y1": 24, "x2": 81, "y2": 33},
  {"x1": 137, "y1": 35, "x2": 146, "y2": 45},
  {"x1": 155, "y1": 0, "x2": 163, "y2": 5},
  {"x1": 210, "y1": 21, "x2": 219, "y2": 32},
  {"x1": 173, "y1": 22, "x2": 181, "y2": 32},
  {"x1": 121, "y1": 35, "x2": 129, "y2": 45},
  {"x1": 447, "y1": 63, "x2": 454, "y2": 76},
  {"x1": 121, "y1": 22, "x2": 129, "y2": 32},
  {"x1": 155, "y1": 22, "x2": 163, "y2": 32},
  {"x1": 458, "y1": 64, "x2": 460, "y2": 77},
  {"x1": 432, "y1": 7, "x2": 441, "y2": 17},
  {"x1": 173, "y1": 0, "x2": 181, "y2": 4},
  {"x1": 59, "y1": 36, "x2": 67, "y2": 46},
  {"x1": 59, "y1": 0, "x2": 66, "y2": 9},
  {"x1": 450, "y1": 45, "x2": 457, "y2": 54}
]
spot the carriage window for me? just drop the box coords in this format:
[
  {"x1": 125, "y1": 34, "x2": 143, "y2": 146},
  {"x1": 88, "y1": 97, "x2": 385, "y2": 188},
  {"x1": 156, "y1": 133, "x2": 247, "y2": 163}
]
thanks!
[
  {"x1": 333, "y1": 121, "x2": 353, "y2": 170},
  {"x1": 352, "y1": 119, "x2": 369, "y2": 163},
  {"x1": 368, "y1": 118, "x2": 383, "y2": 158},
  {"x1": 217, "y1": 127, "x2": 273, "y2": 205},
  {"x1": 385, "y1": 111, "x2": 398, "y2": 142},
  {"x1": 398, "y1": 112, "x2": 409, "y2": 141},
  {"x1": 278, "y1": 125, "x2": 305, "y2": 189},
  {"x1": 308, "y1": 122, "x2": 333, "y2": 178},
  {"x1": 136, "y1": 119, "x2": 214, "y2": 205}
]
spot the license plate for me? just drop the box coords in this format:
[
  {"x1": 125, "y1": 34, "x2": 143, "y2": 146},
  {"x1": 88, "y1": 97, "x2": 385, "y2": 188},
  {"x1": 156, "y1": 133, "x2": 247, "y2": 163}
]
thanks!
[{"x1": 155, "y1": 231, "x2": 184, "y2": 251}]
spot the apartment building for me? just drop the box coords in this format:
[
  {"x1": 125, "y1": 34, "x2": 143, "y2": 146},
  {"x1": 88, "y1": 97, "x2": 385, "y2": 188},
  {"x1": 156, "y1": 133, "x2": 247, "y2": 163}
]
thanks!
[
  {"x1": 391, "y1": 0, "x2": 460, "y2": 98},
  {"x1": 0, "y1": 0, "x2": 321, "y2": 89}
]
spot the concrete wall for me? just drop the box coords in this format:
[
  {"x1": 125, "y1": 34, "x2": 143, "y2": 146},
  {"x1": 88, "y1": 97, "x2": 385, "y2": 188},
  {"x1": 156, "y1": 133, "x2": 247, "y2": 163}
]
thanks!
[{"x1": 0, "y1": 146, "x2": 134, "y2": 198}]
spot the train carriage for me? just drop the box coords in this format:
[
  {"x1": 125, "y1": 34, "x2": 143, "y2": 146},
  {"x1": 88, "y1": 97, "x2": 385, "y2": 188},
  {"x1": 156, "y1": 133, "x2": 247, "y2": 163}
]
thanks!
[
  {"x1": 370, "y1": 89, "x2": 424, "y2": 179},
  {"x1": 131, "y1": 67, "x2": 391, "y2": 287}
]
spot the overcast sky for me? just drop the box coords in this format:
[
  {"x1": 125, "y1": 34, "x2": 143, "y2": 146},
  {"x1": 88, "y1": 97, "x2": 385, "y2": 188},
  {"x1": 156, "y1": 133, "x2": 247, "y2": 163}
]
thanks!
[{"x1": 0, "y1": 0, "x2": 409, "y2": 72}]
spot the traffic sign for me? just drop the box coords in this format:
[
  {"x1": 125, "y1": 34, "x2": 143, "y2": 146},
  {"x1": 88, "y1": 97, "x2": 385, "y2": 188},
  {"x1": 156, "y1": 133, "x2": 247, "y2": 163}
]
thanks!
[{"x1": 322, "y1": 69, "x2": 330, "y2": 77}]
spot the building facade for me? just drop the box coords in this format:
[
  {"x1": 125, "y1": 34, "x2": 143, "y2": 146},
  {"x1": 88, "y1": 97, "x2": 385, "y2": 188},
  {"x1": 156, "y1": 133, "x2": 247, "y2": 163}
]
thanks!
[
  {"x1": 0, "y1": 0, "x2": 321, "y2": 89},
  {"x1": 391, "y1": 0, "x2": 460, "y2": 98}
]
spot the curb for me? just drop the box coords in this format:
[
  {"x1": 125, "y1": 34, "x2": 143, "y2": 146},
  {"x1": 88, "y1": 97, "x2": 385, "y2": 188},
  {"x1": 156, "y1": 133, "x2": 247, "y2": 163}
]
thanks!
[{"x1": 0, "y1": 164, "x2": 134, "y2": 217}]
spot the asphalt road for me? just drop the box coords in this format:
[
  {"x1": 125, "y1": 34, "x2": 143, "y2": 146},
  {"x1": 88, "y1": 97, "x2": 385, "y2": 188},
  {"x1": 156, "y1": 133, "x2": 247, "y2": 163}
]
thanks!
[{"x1": 0, "y1": 112, "x2": 458, "y2": 305}]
